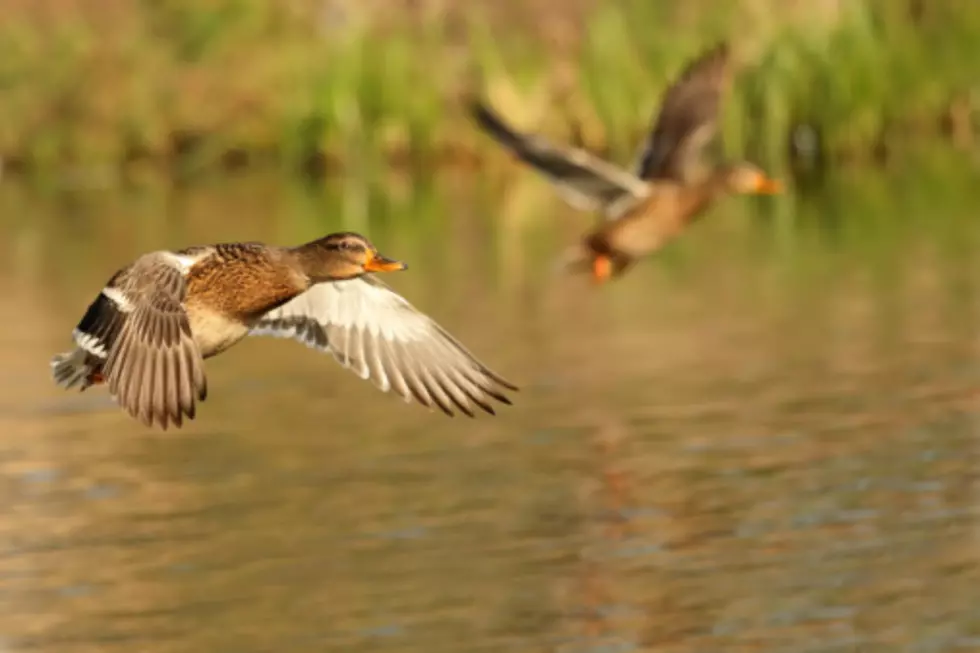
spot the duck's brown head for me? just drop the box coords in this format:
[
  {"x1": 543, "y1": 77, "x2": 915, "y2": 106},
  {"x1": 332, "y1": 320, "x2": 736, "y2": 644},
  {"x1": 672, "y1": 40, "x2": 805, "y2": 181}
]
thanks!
[
  {"x1": 721, "y1": 162, "x2": 783, "y2": 195},
  {"x1": 295, "y1": 232, "x2": 407, "y2": 281}
]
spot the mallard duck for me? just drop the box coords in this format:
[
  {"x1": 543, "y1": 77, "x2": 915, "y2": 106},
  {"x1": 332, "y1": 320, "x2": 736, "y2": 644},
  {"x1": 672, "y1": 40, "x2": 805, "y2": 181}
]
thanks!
[
  {"x1": 468, "y1": 42, "x2": 782, "y2": 283},
  {"x1": 50, "y1": 232, "x2": 517, "y2": 429}
]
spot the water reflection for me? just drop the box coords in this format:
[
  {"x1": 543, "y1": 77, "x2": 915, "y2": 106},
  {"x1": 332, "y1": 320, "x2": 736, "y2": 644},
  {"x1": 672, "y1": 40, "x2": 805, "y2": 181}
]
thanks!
[{"x1": 0, "y1": 152, "x2": 979, "y2": 651}]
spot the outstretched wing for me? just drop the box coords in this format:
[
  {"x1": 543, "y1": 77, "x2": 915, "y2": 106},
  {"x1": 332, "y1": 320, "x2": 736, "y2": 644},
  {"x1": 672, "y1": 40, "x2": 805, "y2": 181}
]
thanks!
[
  {"x1": 249, "y1": 276, "x2": 517, "y2": 417},
  {"x1": 633, "y1": 42, "x2": 732, "y2": 184},
  {"x1": 469, "y1": 97, "x2": 650, "y2": 214},
  {"x1": 90, "y1": 252, "x2": 207, "y2": 429}
]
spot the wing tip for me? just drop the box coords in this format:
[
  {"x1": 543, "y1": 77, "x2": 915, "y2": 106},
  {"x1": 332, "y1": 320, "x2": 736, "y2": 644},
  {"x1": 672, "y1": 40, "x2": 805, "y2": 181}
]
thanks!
[
  {"x1": 498, "y1": 378, "x2": 520, "y2": 393},
  {"x1": 437, "y1": 404, "x2": 455, "y2": 418},
  {"x1": 697, "y1": 40, "x2": 731, "y2": 67},
  {"x1": 466, "y1": 96, "x2": 496, "y2": 127},
  {"x1": 679, "y1": 40, "x2": 732, "y2": 84},
  {"x1": 465, "y1": 97, "x2": 525, "y2": 151},
  {"x1": 117, "y1": 398, "x2": 199, "y2": 431}
]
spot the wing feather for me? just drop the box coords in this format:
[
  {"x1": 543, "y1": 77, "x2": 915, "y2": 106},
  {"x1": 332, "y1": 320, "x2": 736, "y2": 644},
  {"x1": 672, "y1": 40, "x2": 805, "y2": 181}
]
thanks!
[
  {"x1": 100, "y1": 253, "x2": 208, "y2": 429},
  {"x1": 468, "y1": 98, "x2": 650, "y2": 215},
  {"x1": 633, "y1": 42, "x2": 732, "y2": 184},
  {"x1": 249, "y1": 277, "x2": 516, "y2": 417}
]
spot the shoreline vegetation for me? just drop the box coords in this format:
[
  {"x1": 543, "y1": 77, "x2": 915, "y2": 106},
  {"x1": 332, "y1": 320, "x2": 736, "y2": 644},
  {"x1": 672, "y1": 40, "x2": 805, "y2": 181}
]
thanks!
[{"x1": 0, "y1": 0, "x2": 977, "y2": 180}]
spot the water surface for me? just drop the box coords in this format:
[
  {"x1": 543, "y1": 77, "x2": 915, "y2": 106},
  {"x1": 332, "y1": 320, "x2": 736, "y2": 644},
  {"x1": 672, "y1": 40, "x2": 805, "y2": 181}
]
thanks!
[{"x1": 1, "y1": 153, "x2": 979, "y2": 651}]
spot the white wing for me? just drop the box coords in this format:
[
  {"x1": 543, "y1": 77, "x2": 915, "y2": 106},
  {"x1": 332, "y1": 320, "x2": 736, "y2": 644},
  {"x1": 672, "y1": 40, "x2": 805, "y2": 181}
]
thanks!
[{"x1": 249, "y1": 277, "x2": 517, "y2": 416}]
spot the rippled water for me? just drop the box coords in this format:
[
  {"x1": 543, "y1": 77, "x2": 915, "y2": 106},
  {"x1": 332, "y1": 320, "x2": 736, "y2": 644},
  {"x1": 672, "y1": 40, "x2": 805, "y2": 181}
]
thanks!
[{"x1": 1, "y1": 153, "x2": 980, "y2": 651}]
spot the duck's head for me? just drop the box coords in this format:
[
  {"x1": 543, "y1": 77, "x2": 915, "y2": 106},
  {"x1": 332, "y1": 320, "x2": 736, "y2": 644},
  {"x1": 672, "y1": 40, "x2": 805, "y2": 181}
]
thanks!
[
  {"x1": 299, "y1": 232, "x2": 407, "y2": 281},
  {"x1": 722, "y1": 162, "x2": 783, "y2": 195}
]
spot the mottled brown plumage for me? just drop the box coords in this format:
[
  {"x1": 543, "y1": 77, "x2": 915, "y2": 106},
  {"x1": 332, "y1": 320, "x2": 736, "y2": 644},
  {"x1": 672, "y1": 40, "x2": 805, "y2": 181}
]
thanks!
[
  {"x1": 181, "y1": 243, "x2": 306, "y2": 320},
  {"x1": 571, "y1": 163, "x2": 780, "y2": 280},
  {"x1": 468, "y1": 42, "x2": 782, "y2": 283},
  {"x1": 51, "y1": 233, "x2": 517, "y2": 429}
]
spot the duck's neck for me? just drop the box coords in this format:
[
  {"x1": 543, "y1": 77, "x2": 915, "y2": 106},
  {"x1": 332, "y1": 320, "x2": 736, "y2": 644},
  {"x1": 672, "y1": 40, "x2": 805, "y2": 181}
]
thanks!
[
  {"x1": 687, "y1": 165, "x2": 731, "y2": 219},
  {"x1": 698, "y1": 166, "x2": 736, "y2": 200}
]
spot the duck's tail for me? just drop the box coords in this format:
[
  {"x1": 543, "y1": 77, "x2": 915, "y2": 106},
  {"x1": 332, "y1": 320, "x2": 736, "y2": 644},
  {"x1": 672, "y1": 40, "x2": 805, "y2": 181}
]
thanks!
[{"x1": 50, "y1": 347, "x2": 103, "y2": 392}]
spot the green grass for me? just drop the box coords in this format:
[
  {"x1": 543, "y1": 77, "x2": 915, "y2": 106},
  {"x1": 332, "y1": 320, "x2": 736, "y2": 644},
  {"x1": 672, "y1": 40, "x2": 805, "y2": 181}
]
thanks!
[{"x1": 0, "y1": 0, "x2": 976, "y2": 178}]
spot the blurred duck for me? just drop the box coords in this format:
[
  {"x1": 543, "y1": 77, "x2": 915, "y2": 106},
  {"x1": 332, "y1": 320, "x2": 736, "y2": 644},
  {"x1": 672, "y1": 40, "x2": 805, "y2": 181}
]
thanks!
[
  {"x1": 468, "y1": 42, "x2": 782, "y2": 283},
  {"x1": 51, "y1": 232, "x2": 517, "y2": 429}
]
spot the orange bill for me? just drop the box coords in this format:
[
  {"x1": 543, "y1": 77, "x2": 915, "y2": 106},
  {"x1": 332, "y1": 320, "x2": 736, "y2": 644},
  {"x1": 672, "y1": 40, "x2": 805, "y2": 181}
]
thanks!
[
  {"x1": 592, "y1": 255, "x2": 612, "y2": 284},
  {"x1": 364, "y1": 251, "x2": 408, "y2": 273}
]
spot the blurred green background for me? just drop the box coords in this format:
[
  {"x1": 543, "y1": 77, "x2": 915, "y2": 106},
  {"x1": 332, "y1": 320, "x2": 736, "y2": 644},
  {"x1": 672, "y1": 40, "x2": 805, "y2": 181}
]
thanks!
[{"x1": 0, "y1": 0, "x2": 976, "y2": 178}]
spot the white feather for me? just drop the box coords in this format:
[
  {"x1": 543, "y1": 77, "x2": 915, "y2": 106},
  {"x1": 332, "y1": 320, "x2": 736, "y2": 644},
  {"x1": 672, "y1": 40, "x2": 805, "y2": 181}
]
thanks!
[
  {"x1": 249, "y1": 278, "x2": 438, "y2": 389},
  {"x1": 246, "y1": 276, "x2": 513, "y2": 415},
  {"x1": 259, "y1": 279, "x2": 429, "y2": 344},
  {"x1": 162, "y1": 251, "x2": 206, "y2": 273},
  {"x1": 101, "y1": 287, "x2": 134, "y2": 313},
  {"x1": 73, "y1": 329, "x2": 107, "y2": 357}
]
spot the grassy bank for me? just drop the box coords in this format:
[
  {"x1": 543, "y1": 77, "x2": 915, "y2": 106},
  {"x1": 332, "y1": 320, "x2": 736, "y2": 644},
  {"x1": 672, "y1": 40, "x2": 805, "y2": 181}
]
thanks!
[{"x1": 0, "y1": 0, "x2": 977, "y2": 179}]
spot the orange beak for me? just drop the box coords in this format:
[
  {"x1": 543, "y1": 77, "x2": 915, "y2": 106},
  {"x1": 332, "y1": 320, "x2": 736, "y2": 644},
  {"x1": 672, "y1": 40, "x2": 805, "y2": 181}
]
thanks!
[
  {"x1": 592, "y1": 255, "x2": 612, "y2": 284},
  {"x1": 753, "y1": 176, "x2": 783, "y2": 195},
  {"x1": 364, "y1": 251, "x2": 408, "y2": 273}
]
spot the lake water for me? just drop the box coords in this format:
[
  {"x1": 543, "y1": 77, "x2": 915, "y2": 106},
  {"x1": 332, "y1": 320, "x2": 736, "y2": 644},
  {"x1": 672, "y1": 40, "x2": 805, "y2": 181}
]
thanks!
[{"x1": 1, "y1": 150, "x2": 979, "y2": 652}]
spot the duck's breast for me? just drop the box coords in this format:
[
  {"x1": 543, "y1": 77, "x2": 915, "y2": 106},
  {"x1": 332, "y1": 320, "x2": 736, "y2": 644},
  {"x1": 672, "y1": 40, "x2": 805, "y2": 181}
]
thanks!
[{"x1": 185, "y1": 303, "x2": 252, "y2": 358}]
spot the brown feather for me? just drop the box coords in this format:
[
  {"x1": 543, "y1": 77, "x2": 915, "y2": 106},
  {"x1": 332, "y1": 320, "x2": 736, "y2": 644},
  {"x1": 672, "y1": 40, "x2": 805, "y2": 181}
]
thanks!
[
  {"x1": 467, "y1": 97, "x2": 648, "y2": 214},
  {"x1": 100, "y1": 253, "x2": 208, "y2": 429},
  {"x1": 634, "y1": 42, "x2": 732, "y2": 183}
]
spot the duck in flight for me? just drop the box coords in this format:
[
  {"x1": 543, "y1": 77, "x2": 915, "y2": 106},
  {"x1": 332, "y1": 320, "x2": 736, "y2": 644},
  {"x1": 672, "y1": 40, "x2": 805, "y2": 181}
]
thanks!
[
  {"x1": 468, "y1": 42, "x2": 782, "y2": 283},
  {"x1": 51, "y1": 232, "x2": 517, "y2": 429}
]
